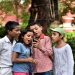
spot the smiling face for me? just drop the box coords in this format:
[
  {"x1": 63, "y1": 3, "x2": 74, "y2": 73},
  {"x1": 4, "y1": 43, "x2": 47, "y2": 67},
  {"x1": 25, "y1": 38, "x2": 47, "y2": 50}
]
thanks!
[
  {"x1": 23, "y1": 31, "x2": 33, "y2": 45},
  {"x1": 30, "y1": 24, "x2": 42, "y2": 37},
  {"x1": 51, "y1": 31, "x2": 63, "y2": 43}
]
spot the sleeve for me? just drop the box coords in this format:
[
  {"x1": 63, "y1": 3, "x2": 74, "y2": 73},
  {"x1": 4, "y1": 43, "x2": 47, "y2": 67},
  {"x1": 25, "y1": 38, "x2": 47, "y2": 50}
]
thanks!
[
  {"x1": 13, "y1": 43, "x2": 22, "y2": 53},
  {"x1": 66, "y1": 44, "x2": 74, "y2": 75},
  {"x1": 41, "y1": 36, "x2": 53, "y2": 56}
]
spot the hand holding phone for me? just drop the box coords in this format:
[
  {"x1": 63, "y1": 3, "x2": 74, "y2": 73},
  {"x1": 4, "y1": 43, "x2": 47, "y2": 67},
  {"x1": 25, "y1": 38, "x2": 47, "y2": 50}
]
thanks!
[
  {"x1": 33, "y1": 38, "x2": 38, "y2": 42},
  {"x1": 32, "y1": 37, "x2": 39, "y2": 48}
]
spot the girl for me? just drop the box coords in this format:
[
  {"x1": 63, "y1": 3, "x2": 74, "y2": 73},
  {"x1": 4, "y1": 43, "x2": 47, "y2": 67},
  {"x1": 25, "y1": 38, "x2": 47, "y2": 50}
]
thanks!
[
  {"x1": 51, "y1": 27, "x2": 74, "y2": 75},
  {"x1": 12, "y1": 29, "x2": 35, "y2": 75}
]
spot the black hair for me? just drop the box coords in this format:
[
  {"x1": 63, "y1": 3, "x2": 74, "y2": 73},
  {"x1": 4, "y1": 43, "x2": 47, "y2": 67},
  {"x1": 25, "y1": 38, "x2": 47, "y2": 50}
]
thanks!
[
  {"x1": 5, "y1": 21, "x2": 19, "y2": 34},
  {"x1": 18, "y1": 29, "x2": 33, "y2": 47},
  {"x1": 26, "y1": 21, "x2": 42, "y2": 29},
  {"x1": 31, "y1": 22, "x2": 41, "y2": 26}
]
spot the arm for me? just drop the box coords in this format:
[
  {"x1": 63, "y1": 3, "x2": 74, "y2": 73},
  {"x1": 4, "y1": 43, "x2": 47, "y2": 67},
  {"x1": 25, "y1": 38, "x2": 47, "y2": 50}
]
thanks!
[
  {"x1": 32, "y1": 36, "x2": 53, "y2": 56},
  {"x1": 12, "y1": 52, "x2": 34, "y2": 63},
  {"x1": 40, "y1": 36, "x2": 53, "y2": 56},
  {"x1": 66, "y1": 45, "x2": 74, "y2": 75},
  {"x1": 12, "y1": 43, "x2": 35, "y2": 63}
]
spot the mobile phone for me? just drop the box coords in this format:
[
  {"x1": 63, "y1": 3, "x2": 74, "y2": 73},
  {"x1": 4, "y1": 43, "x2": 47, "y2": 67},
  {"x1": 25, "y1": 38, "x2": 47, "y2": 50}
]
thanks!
[{"x1": 33, "y1": 38, "x2": 37, "y2": 42}]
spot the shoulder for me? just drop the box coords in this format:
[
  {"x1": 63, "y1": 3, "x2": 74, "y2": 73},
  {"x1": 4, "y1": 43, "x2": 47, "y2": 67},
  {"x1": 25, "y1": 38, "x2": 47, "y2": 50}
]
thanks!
[
  {"x1": 13, "y1": 43, "x2": 24, "y2": 52},
  {"x1": 65, "y1": 44, "x2": 72, "y2": 51},
  {"x1": 15, "y1": 43, "x2": 24, "y2": 47},
  {"x1": 44, "y1": 35, "x2": 50, "y2": 40},
  {"x1": 16, "y1": 42, "x2": 23, "y2": 45},
  {"x1": 0, "y1": 36, "x2": 6, "y2": 44},
  {"x1": 14, "y1": 43, "x2": 27, "y2": 50},
  {"x1": 59, "y1": 44, "x2": 72, "y2": 53},
  {"x1": 0, "y1": 37, "x2": 6, "y2": 49},
  {"x1": 65, "y1": 44, "x2": 71, "y2": 48},
  {"x1": 44, "y1": 35, "x2": 51, "y2": 42}
]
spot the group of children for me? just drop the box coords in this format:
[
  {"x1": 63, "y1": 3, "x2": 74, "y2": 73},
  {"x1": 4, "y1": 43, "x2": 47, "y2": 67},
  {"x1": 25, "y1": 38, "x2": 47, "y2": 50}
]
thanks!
[{"x1": 0, "y1": 21, "x2": 74, "y2": 75}]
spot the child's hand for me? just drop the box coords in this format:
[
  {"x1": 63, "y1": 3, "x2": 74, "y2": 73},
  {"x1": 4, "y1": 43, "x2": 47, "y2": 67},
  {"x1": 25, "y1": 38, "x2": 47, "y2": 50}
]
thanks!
[
  {"x1": 27, "y1": 57, "x2": 33, "y2": 62},
  {"x1": 32, "y1": 40, "x2": 38, "y2": 48},
  {"x1": 27, "y1": 57, "x2": 36, "y2": 64},
  {"x1": 32, "y1": 40, "x2": 42, "y2": 49}
]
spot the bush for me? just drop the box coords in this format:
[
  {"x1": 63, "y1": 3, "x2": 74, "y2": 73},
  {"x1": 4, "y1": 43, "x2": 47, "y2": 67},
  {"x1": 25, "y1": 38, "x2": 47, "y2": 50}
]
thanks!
[
  {"x1": 0, "y1": 27, "x2": 6, "y2": 38},
  {"x1": 65, "y1": 32, "x2": 75, "y2": 50},
  {"x1": 20, "y1": 22, "x2": 28, "y2": 30}
]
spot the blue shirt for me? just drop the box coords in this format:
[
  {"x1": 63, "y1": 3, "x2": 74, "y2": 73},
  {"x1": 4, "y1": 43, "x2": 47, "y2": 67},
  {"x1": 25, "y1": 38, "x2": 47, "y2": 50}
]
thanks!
[{"x1": 12, "y1": 43, "x2": 32, "y2": 73}]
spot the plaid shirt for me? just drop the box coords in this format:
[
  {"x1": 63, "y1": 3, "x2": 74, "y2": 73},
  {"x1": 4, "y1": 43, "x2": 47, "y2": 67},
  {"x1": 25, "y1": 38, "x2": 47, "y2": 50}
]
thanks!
[{"x1": 32, "y1": 34, "x2": 53, "y2": 73}]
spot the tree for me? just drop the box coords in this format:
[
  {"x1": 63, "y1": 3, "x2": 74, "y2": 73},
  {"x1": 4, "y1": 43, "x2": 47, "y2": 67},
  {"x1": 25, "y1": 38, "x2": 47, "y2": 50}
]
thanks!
[
  {"x1": 28, "y1": 0, "x2": 59, "y2": 32},
  {"x1": 53, "y1": 0, "x2": 59, "y2": 20}
]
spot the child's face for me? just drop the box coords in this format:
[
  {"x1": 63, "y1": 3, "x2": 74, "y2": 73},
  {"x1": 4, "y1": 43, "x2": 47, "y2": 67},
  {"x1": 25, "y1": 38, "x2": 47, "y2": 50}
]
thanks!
[
  {"x1": 8, "y1": 26, "x2": 20, "y2": 39},
  {"x1": 51, "y1": 31, "x2": 62, "y2": 42},
  {"x1": 30, "y1": 24, "x2": 42, "y2": 37},
  {"x1": 23, "y1": 32, "x2": 33, "y2": 45}
]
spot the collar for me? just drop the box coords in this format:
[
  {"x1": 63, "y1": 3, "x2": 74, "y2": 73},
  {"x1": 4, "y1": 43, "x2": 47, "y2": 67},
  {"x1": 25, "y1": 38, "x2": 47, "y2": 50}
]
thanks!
[
  {"x1": 4, "y1": 36, "x2": 10, "y2": 43},
  {"x1": 4, "y1": 36, "x2": 16, "y2": 44},
  {"x1": 39, "y1": 34, "x2": 45, "y2": 39}
]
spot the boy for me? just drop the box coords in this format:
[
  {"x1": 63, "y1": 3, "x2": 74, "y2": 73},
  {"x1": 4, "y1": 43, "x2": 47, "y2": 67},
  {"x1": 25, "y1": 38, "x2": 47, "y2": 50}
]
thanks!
[
  {"x1": 0, "y1": 21, "x2": 20, "y2": 75},
  {"x1": 51, "y1": 27, "x2": 74, "y2": 75},
  {"x1": 30, "y1": 22, "x2": 53, "y2": 75}
]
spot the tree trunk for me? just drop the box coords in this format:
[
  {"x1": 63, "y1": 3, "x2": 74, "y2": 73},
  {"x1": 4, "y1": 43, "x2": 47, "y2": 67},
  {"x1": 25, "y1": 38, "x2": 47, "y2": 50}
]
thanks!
[
  {"x1": 53, "y1": 0, "x2": 59, "y2": 20},
  {"x1": 28, "y1": 0, "x2": 59, "y2": 33}
]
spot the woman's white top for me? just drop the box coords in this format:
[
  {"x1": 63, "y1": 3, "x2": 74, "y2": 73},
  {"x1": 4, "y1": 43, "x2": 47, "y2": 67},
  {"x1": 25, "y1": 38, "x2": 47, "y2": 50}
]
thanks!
[{"x1": 53, "y1": 44, "x2": 74, "y2": 75}]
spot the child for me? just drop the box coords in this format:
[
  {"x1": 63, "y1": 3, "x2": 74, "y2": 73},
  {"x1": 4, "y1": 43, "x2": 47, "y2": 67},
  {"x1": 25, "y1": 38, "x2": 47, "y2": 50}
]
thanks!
[
  {"x1": 0, "y1": 21, "x2": 20, "y2": 75},
  {"x1": 12, "y1": 29, "x2": 35, "y2": 75},
  {"x1": 29, "y1": 22, "x2": 53, "y2": 75},
  {"x1": 51, "y1": 27, "x2": 74, "y2": 75}
]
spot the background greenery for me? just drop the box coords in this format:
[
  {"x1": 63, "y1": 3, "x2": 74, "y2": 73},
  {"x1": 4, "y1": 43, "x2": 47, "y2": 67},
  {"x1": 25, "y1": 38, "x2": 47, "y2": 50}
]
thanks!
[{"x1": 0, "y1": 0, "x2": 75, "y2": 74}]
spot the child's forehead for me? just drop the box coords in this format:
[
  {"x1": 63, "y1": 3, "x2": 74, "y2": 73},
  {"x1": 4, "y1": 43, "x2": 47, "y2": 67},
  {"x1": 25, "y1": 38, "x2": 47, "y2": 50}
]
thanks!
[
  {"x1": 12, "y1": 25, "x2": 20, "y2": 30},
  {"x1": 26, "y1": 31, "x2": 33, "y2": 35},
  {"x1": 34, "y1": 25, "x2": 42, "y2": 29},
  {"x1": 30, "y1": 24, "x2": 39, "y2": 29},
  {"x1": 52, "y1": 31, "x2": 60, "y2": 34},
  {"x1": 30, "y1": 25, "x2": 35, "y2": 30},
  {"x1": 32, "y1": 24, "x2": 39, "y2": 27},
  {"x1": 14, "y1": 25, "x2": 20, "y2": 28}
]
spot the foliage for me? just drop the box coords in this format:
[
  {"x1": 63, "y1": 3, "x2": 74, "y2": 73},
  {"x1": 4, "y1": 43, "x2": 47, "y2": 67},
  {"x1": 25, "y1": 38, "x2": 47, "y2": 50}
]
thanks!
[
  {"x1": 65, "y1": 32, "x2": 75, "y2": 49},
  {"x1": 58, "y1": 0, "x2": 75, "y2": 18},
  {"x1": 0, "y1": 26, "x2": 5, "y2": 38},
  {"x1": 0, "y1": 0, "x2": 75, "y2": 73},
  {"x1": 0, "y1": 1, "x2": 13, "y2": 13},
  {"x1": 20, "y1": 11, "x2": 30, "y2": 30},
  {"x1": 0, "y1": 0, "x2": 31, "y2": 28},
  {"x1": 20, "y1": 22, "x2": 28, "y2": 30},
  {"x1": 21, "y1": 12, "x2": 30, "y2": 24}
]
